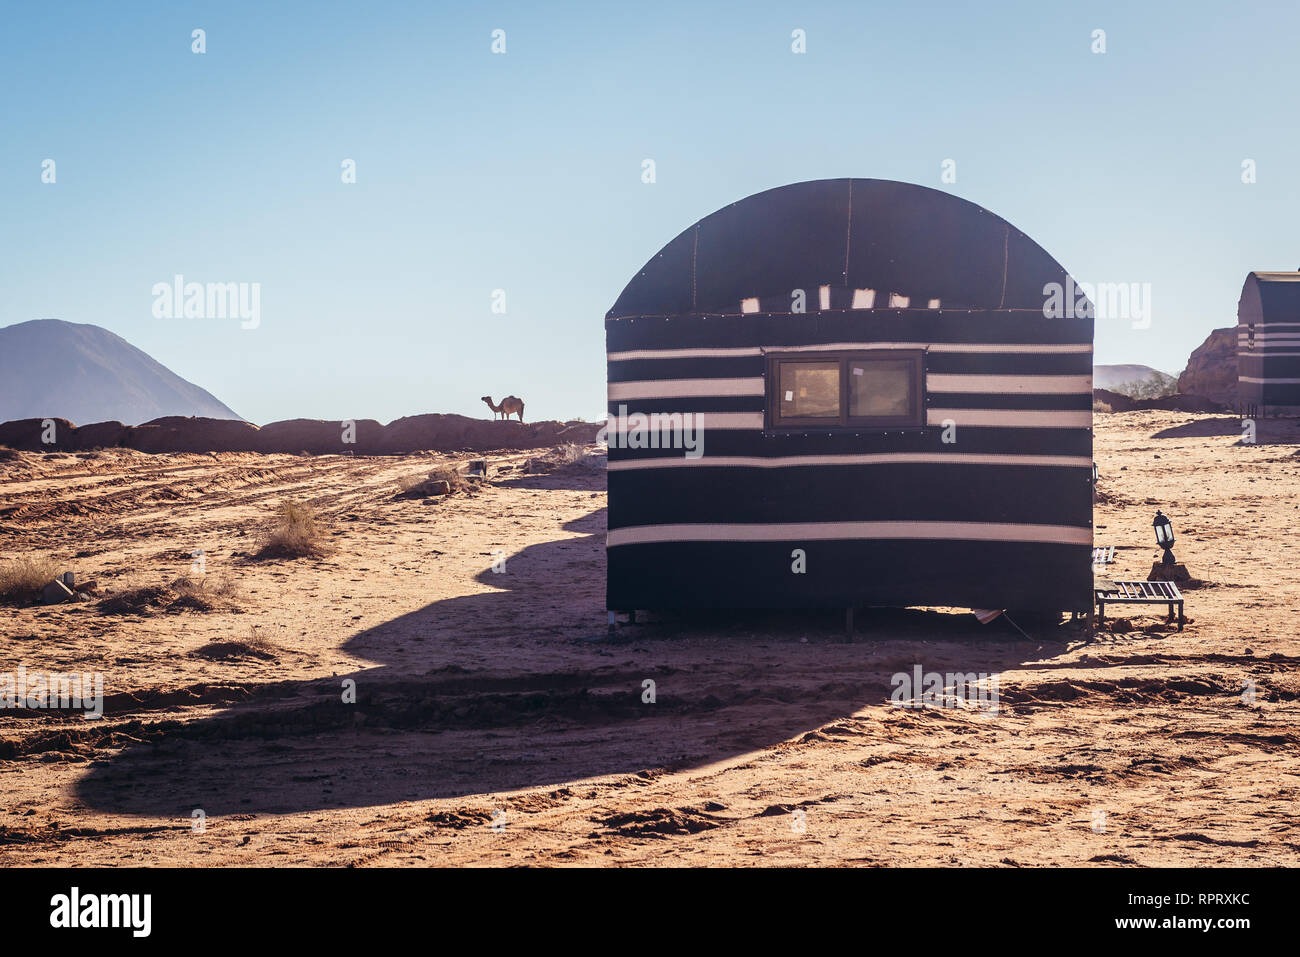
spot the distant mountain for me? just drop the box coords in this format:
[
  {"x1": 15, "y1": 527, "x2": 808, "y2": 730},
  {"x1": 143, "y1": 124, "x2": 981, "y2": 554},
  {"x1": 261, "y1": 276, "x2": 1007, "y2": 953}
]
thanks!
[
  {"x1": 1093, "y1": 364, "x2": 1170, "y2": 391},
  {"x1": 0, "y1": 319, "x2": 241, "y2": 426}
]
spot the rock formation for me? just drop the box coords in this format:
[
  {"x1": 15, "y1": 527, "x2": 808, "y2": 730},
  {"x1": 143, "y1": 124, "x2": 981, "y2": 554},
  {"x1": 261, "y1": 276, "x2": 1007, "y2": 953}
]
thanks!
[{"x1": 1177, "y1": 328, "x2": 1238, "y2": 409}]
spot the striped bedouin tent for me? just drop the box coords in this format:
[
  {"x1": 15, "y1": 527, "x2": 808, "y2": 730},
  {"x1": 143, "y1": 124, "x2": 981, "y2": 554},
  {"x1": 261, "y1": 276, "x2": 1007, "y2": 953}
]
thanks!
[
  {"x1": 1237, "y1": 271, "x2": 1300, "y2": 416},
  {"x1": 605, "y1": 178, "x2": 1094, "y2": 615}
]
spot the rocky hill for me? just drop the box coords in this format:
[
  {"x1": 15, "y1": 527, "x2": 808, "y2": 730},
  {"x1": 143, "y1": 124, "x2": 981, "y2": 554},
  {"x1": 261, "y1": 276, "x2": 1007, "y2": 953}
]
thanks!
[{"x1": 1176, "y1": 328, "x2": 1238, "y2": 409}]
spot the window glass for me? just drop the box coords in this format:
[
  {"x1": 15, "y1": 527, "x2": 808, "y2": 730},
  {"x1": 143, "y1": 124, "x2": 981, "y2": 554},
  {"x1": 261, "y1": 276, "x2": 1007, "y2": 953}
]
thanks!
[
  {"x1": 768, "y1": 351, "x2": 922, "y2": 429},
  {"x1": 779, "y1": 361, "x2": 839, "y2": 418},
  {"x1": 849, "y1": 359, "x2": 915, "y2": 418}
]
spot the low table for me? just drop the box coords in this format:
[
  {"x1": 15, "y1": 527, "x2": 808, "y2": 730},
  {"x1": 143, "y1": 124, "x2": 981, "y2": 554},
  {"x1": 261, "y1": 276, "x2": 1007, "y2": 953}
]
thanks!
[{"x1": 1094, "y1": 580, "x2": 1185, "y2": 630}]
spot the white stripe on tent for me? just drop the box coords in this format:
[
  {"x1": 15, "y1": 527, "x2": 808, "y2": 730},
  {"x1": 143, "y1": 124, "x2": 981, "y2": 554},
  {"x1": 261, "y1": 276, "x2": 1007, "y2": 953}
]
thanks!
[
  {"x1": 608, "y1": 520, "x2": 1093, "y2": 547},
  {"x1": 609, "y1": 378, "x2": 764, "y2": 400},
  {"x1": 610, "y1": 374, "x2": 1089, "y2": 400},
  {"x1": 609, "y1": 409, "x2": 1088, "y2": 430},
  {"x1": 608, "y1": 452, "x2": 1093, "y2": 471},
  {"x1": 608, "y1": 342, "x2": 1093, "y2": 361},
  {"x1": 926, "y1": 373, "x2": 1092, "y2": 394},
  {"x1": 609, "y1": 412, "x2": 764, "y2": 430},
  {"x1": 1238, "y1": 351, "x2": 1300, "y2": 357},
  {"x1": 926, "y1": 408, "x2": 1092, "y2": 428},
  {"x1": 1240, "y1": 376, "x2": 1300, "y2": 384}
]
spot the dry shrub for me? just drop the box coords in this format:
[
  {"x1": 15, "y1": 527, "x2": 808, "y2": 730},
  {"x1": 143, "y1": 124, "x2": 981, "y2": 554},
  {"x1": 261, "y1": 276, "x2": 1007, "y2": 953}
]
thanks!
[
  {"x1": 168, "y1": 575, "x2": 241, "y2": 611},
  {"x1": 1092, "y1": 400, "x2": 1113, "y2": 413},
  {"x1": 396, "y1": 465, "x2": 467, "y2": 498},
  {"x1": 524, "y1": 443, "x2": 605, "y2": 473},
  {"x1": 97, "y1": 574, "x2": 240, "y2": 613},
  {"x1": 193, "y1": 626, "x2": 277, "y2": 660},
  {"x1": 97, "y1": 584, "x2": 174, "y2": 615},
  {"x1": 256, "y1": 499, "x2": 332, "y2": 558},
  {"x1": 99, "y1": 576, "x2": 241, "y2": 615},
  {"x1": 0, "y1": 554, "x2": 61, "y2": 604},
  {"x1": 427, "y1": 466, "x2": 467, "y2": 488},
  {"x1": 556, "y1": 443, "x2": 587, "y2": 465}
]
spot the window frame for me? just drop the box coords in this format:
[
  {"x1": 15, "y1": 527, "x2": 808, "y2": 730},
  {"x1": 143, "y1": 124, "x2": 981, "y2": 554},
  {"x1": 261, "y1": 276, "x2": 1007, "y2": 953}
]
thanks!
[{"x1": 765, "y1": 350, "x2": 925, "y2": 431}]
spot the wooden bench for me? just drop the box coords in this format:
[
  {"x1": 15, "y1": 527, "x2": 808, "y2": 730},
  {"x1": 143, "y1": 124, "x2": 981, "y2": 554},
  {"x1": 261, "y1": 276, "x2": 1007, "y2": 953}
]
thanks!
[{"x1": 1095, "y1": 580, "x2": 1184, "y2": 630}]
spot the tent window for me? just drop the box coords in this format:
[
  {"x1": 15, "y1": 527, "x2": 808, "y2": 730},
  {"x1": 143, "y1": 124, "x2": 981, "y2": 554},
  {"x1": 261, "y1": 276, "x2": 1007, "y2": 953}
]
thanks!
[
  {"x1": 768, "y1": 351, "x2": 923, "y2": 429},
  {"x1": 776, "y1": 360, "x2": 840, "y2": 420}
]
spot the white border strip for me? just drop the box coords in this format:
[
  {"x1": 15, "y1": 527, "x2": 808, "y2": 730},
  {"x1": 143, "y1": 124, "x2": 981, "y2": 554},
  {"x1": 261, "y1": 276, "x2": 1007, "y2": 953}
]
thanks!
[
  {"x1": 927, "y1": 408, "x2": 1092, "y2": 428},
  {"x1": 608, "y1": 409, "x2": 1088, "y2": 430},
  {"x1": 609, "y1": 412, "x2": 764, "y2": 431},
  {"x1": 1240, "y1": 376, "x2": 1300, "y2": 384},
  {"x1": 927, "y1": 373, "x2": 1092, "y2": 394},
  {"x1": 608, "y1": 520, "x2": 1092, "y2": 547},
  {"x1": 610, "y1": 373, "x2": 1093, "y2": 400},
  {"x1": 609, "y1": 452, "x2": 1092, "y2": 471},
  {"x1": 609, "y1": 378, "x2": 764, "y2": 400},
  {"x1": 608, "y1": 342, "x2": 1093, "y2": 361}
]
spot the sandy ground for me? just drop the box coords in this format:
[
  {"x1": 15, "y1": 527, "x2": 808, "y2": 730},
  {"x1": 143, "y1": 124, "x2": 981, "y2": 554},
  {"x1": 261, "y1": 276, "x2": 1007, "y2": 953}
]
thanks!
[{"x1": 1, "y1": 411, "x2": 1298, "y2": 867}]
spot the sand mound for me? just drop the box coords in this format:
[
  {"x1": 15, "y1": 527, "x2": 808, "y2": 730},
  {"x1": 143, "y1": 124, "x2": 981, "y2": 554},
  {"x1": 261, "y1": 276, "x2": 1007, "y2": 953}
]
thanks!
[
  {"x1": 254, "y1": 418, "x2": 384, "y2": 454},
  {"x1": 380, "y1": 414, "x2": 600, "y2": 454},
  {"x1": 0, "y1": 417, "x2": 75, "y2": 451},
  {"x1": 0, "y1": 413, "x2": 601, "y2": 455},
  {"x1": 69, "y1": 421, "x2": 130, "y2": 451},
  {"x1": 128, "y1": 417, "x2": 262, "y2": 453},
  {"x1": 595, "y1": 806, "x2": 727, "y2": 836}
]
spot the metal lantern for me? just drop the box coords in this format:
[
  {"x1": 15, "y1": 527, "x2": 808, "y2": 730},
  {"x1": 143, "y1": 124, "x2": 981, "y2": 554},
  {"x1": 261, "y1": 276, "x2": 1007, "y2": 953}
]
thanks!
[{"x1": 1152, "y1": 509, "x2": 1176, "y2": 565}]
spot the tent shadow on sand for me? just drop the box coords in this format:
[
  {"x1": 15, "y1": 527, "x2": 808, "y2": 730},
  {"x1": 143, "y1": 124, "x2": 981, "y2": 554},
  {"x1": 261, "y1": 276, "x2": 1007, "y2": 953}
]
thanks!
[
  {"x1": 1151, "y1": 415, "x2": 1300, "y2": 445},
  {"x1": 74, "y1": 503, "x2": 1074, "y2": 819}
]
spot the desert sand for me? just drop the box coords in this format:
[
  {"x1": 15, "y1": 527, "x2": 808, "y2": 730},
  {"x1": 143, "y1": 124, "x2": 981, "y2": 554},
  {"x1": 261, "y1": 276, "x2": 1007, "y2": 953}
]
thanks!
[{"x1": 1, "y1": 411, "x2": 1298, "y2": 867}]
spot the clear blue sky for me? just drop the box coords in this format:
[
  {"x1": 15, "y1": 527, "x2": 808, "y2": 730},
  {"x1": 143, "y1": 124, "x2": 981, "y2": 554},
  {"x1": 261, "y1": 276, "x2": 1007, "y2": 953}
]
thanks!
[{"x1": 2, "y1": 0, "x2": 1296, "y2": 424}]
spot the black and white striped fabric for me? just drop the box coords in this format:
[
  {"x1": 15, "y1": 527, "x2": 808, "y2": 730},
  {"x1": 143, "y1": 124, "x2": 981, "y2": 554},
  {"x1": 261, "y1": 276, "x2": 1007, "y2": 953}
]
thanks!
[
  {"x1": 1238, "y1": 271, "x2": 1300, "y2": 412},
  {"x1": 604, "y1": 180, "x2": 1094, "y2": 614}
]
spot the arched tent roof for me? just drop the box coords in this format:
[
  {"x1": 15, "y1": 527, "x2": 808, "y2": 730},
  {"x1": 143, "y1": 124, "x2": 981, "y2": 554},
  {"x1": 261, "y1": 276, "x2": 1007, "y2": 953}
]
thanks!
[
  {"x1": 1238, "y1": 270, "x2": 1300, "y2": 324},
  {"x1": 607, "y1": 178, "x2": 1077, "y2": 320}
]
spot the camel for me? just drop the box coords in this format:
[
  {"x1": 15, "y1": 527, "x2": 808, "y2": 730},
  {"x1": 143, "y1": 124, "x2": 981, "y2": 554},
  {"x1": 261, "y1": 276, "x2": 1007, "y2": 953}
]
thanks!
[{"x1": 481, "y1": 395, "x2": 525, "y2": 423}]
